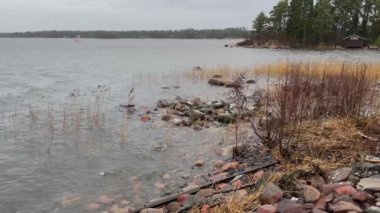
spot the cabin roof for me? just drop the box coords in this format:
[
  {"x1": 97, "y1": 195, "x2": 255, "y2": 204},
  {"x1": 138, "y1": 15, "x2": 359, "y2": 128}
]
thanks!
[{"x1": 343, "y1": 34, "x2": 367, "y2": 41}]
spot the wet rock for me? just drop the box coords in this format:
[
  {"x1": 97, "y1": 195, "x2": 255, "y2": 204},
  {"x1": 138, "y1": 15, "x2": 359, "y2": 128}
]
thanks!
[
  {"x1": 246, "y1": 79, "x2": 256, "y2": 84},
  {"x1": 157, "y1": 99, "x2": 170, "y2": 108},
  {"x1": 85, "y1": 203, "x2": 101, "y2": 211},
  {"x1": 195, "y1": 160, "x2": 205, "y2": 167},
  {"x1": 217, "y1": 112, "x2": 232, "y2": 124},
  {"x1": 357, "y1": 178, "x2": 380, "y2": 193},
  {"x1": 98, "y1": 195, "x2": 113, "y2": 204},
  {"x1": 327, "y1": 167, "x2": 352, "y2": 183},
  {"x1": 141, "y1": 114, "x2": 151, "y2": 122},
  {"x1": 109, "y1": 204, "x2": 133, "y2": 213},
  {"x1": 161, "y1": 114, "x2": 172, "y2": 121},
  {"x1": 213, "y1": 160, "x2": 225, "y2": 169},
  {"x1": 277, "y1": 199, "x2": 301, "y2": 213},
  {"x1": 208, "y1": 78, "x2": 226, "y2": 86},
  {"x1": 166, "y1": 202, "x2": 181, "y2": 213},
  {"x1": 193, "y1": 125, "x2": 203, "y2": 131},
  {"x1": 154, "y1": 182, "x2": 166, "y2": 190},
  {"x1": 321, "y1": 182, "x2": 353, "y2": 194},
  {"x1": 196, "y1": 189, "x2": 216, "y2": 198},
  {"x1": 315, "y1": 193, "x2": 334, "y2": 210},
  {"x1": 301, "y1": 185, "x2": 321, "y2": 203},
  {"x1": 140, "y1": 208, "x2": 164, "y2": 213},
  {"x1": 257, "y1": 204, "x2": 277, "y2": 213},
  {"x1": 328, "y1": 201, "x2": 363, "y2": 212},
  {"x1": 62, "y1": 193, "x2": 81, "y2": 208},
  {"x1": 221, "y1": 162, "x2": 240, "y2": 172},
  {"x1": 190, "y1": 110, "x2": 205, "y2": 120},
  {"x1": 334, "y1": 185, "x2": 357, "y2": 195},
  {"x1": 172, "y1": 118, "x2": 182, "y2": 126},
  {"x1": 259, "y1": 183, "x2": 284, "y2": 204}
]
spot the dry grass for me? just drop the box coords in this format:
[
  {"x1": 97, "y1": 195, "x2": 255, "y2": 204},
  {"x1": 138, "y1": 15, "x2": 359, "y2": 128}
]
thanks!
[{"x1": 255, "y1": 62, "x2": 380, "y2": 80}]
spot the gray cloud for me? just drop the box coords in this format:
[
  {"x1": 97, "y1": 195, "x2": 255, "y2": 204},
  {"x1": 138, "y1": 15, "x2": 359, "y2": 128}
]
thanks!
[{"x1": 0, "y1": 0, "x2": 278, "y2": 32}]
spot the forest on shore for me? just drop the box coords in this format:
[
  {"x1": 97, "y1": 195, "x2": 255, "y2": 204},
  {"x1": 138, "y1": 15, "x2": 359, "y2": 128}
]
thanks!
[
  {"x1": 0, "y1": 28, "x2": 249, "y2": 39},
  {"x1": 252, "y1": 0, "x2": 380, "y2": 47}
]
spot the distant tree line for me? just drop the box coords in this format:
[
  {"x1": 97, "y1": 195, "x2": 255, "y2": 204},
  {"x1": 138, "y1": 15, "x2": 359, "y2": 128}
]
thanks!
[
  {"x1": 0, "y1": 28, "x2": 250, "y2": 39},
  {"x1": 252, "y1": 0, "x2": 380, "y2": 47}
]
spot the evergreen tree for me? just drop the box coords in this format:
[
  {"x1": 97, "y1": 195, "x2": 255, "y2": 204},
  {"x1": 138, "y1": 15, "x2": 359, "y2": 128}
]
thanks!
[
  {"x1": 269, "y1": 0, "x2": 289, "y2": 42},
  {"x1": 252, "y1": 11, "x2": 269, "y2": 33},
  {"x1": 313, "y1": 0, "x2": 334, "y2": 42},
  {"x1": 287, "y1": 0, "x2": 304, "y2": 42}
]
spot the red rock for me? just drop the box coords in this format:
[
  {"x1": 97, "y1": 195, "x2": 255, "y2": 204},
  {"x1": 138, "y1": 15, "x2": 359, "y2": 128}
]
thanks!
[
  {"x1": 315, "y1": 193, "x2": 334, "y2": 210},
  {"x1": 201, "y1": 205, "x2": 210, "y2": 213},
  {"x1": 196, "y1": 189, "x2": 215, "y2": 198},
  {"x1": 177, "y1": 194, "x2": 189, "y2": 204},
  {"x1": 84, "y1": 203, "x2": 101, "y2": 210},
  {"x1": 213, "y1": 160, "x2": 225, "y2": 168},
  {"x1": 210, "y1": 172, "x2": 228, "y2": 182},
  {"x1": 321, "y1": 182, "x2": 353, "y2": 194},
  {"x1": 334, "y1": 185, "x2": 357, "y2": 196},
  {"x1": 231, "y1": 180, "x2": 242, "y2": 189},
  {"x1": 259, "y1": 183, "x2": 284, "y2": 204},
  {"x1": 257, "y1": 204, "x2": 277, "y2": 213},
  {"x1": 141, "y1": 115, "x2": 151, "y2": 122},
  {"x1": 329, "y1": 201, "x2": 363, "y2": 212},
  {"x1": 302, "y1": 185, "x2": 321, "y2": 202},
  {"x1": 352, "y1": 191, "x2": 368, "y2": 202},
  {"x1": 221, "y1": 162, "x2": 240, "y2": 172},
  {"x1": 253, "y1": 170, "x2": 265, "y2": 183},
  {"x1": 195, "y1": 160, "x2": 205, "y2": 167},
  {"x1": 327, "y1": 168, "x2": 352, "y2": 183},
  {"x1": 215, "y1": 183, "x2": 231, "y2": 191}
]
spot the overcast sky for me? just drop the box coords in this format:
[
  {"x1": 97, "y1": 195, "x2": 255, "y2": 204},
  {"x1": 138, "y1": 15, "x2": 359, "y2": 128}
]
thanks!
[{"x1": 0, "y1": 0, "x2": 278, "y2": 32}]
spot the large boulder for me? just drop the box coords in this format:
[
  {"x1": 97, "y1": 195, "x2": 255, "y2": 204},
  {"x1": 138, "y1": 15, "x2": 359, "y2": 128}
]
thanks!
[
  {"x1": 357, "y1": 177, "x2": 380, "y2": 193},
  {"x1": 259, "y1": 183, "x2": 284, "y2": 204}
]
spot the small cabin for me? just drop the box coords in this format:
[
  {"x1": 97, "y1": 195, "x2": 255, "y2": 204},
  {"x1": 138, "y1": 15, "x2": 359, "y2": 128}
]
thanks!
[{"x1": 343, "y1": 35, "x2": 368, "y2": 48}]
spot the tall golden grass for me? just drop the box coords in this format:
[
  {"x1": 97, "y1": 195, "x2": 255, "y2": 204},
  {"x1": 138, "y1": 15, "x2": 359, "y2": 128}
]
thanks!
[{"x1": 184, "y1": 62, "x2": 380, "y2": 81}]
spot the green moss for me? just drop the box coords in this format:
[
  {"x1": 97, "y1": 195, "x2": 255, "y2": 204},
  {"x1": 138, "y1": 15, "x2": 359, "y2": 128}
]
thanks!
[{"x1": 375, "y1": 37, "x2": 380, "y2": 47}]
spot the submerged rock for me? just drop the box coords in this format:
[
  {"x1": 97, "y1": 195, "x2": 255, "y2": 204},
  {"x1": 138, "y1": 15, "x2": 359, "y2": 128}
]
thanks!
[{"x1": 208, "y1": 78, "x2": 226, "y2": 86}]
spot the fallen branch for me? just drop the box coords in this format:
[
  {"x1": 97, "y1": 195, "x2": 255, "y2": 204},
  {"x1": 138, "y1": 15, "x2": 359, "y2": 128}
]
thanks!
[
  {"x1": 132, "y1": 160, "x2": 277, "y2": 212},
  {"x1": 358, "y1": 131, "x2": 378, "y2": 141}
]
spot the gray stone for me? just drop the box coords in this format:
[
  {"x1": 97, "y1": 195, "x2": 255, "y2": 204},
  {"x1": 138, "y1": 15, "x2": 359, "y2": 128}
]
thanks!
[
  {"x1": 357, "y1": 178, "x2": 380, "y2": 193},
  {"x1": 327, "y1": 167, "x2": 352, "y2": 183},
  {"x1": 329, "y1": 201, "x2": 363, "y2": 212}
]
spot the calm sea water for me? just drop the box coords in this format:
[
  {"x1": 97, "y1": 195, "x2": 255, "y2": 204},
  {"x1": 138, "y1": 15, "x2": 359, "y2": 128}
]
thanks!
[{"x1": 0, "y1": 38, "x2": 379, "y2": 212}]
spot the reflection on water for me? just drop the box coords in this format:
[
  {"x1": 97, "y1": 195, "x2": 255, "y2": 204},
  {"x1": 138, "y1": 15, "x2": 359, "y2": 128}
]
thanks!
[{"x1": 0, "y1": 38, "x2": 379, "y2": 212}]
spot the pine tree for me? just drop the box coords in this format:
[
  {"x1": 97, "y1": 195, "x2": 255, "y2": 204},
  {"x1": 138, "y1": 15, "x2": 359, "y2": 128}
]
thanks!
[
  {"x1": 287, "y1": 0, "x2": 304, "y2": 43},
  {"x1": 313, "y1": 0, "x2": 334, "y2": 42}
]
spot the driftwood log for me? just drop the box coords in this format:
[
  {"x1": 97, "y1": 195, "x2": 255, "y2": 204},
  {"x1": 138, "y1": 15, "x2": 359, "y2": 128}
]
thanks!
[{"x1": 132, "y1": 160, "x2": 277, "y2": 213}]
